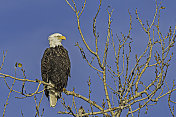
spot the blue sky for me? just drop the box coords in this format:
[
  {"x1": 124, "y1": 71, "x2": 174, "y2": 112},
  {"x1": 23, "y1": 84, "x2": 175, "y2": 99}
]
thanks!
[{"x1": 0, "y1": 0, "x2": 176, "y2": 117}]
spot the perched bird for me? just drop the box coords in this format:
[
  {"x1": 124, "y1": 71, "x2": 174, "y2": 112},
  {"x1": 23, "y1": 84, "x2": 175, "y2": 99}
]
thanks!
[{"x1": 41, "y1": 33, "x2": 71, "y2": 107}]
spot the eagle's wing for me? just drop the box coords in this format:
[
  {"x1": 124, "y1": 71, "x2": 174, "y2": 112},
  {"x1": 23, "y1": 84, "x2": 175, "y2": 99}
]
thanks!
[
  {"x1": 41, "y1": 48, "x2": 59, "y2": 107},
  {"x1": 41, "y1": 48, "x2": 51, "y2": 98}
]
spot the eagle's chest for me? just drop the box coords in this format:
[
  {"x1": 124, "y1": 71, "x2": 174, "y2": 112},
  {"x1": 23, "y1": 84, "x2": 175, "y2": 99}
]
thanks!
[{"x1": 49, "y1": 48, "x2": 66, "y2": 58}]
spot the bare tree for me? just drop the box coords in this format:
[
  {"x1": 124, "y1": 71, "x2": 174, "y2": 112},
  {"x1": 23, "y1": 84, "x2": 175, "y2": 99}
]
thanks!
[{"x1": 0, "y1": 0, "x2": 176, "y2": 117}]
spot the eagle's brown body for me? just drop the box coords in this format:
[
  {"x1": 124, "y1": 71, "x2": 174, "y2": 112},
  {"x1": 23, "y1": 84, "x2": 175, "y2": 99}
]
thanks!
[{"x1": 41, "y1": 45, "x2": 71, "y2": 107}]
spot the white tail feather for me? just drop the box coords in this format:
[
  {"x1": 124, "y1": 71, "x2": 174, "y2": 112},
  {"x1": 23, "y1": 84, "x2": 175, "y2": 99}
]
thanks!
[{"x1": 48, "y1": 81, "x2": 59, "y2": 108}]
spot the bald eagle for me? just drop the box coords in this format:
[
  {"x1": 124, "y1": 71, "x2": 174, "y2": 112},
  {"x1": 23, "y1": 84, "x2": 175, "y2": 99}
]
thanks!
[{"x1": 41, "y1": 33, "x2": 71, "y2": 107}]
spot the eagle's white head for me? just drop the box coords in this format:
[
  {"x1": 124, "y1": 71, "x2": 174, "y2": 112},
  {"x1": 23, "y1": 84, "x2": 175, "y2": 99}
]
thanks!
[{"x1": 48, "y1": 33, "x2": 66, "y2": 47}]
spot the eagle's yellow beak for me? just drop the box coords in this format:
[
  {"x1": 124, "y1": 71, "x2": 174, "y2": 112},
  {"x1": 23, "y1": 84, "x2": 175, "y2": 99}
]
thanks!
[{"x1": 58, "y1": 36, "x2": 66, "y2": 40}]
